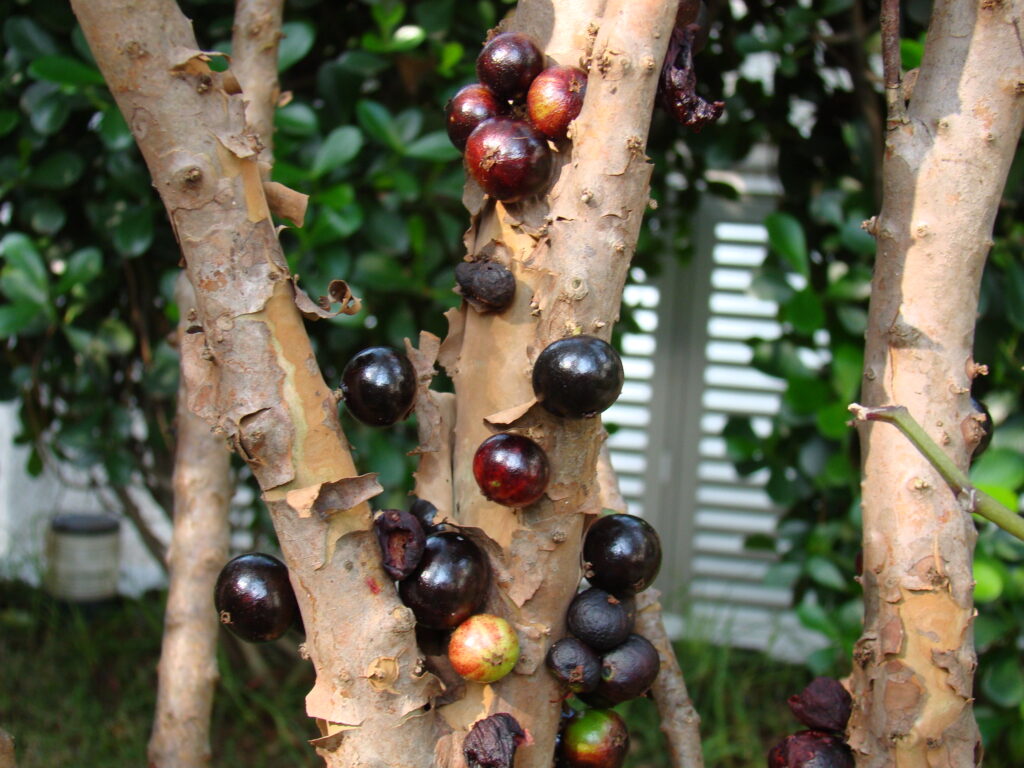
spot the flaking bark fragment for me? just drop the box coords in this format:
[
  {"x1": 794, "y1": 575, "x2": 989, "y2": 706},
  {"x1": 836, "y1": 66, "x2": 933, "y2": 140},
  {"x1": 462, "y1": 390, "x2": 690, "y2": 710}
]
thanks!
[{"x1": 293, "y1": 278, "x2": 362, "y2": 320}]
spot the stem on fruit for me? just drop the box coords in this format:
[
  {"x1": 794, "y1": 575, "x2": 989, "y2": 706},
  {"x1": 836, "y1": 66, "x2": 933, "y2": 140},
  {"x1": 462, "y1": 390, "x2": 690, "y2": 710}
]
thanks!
[{"x1": 849, "y1": 403, "x2": 1024, "y2": 541}]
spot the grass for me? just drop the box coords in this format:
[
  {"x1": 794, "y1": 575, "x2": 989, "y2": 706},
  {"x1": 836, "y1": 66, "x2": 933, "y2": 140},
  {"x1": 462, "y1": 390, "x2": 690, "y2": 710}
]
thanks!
[{"x1": 0, "y1": 580, "x2": 810, "y2": 767}]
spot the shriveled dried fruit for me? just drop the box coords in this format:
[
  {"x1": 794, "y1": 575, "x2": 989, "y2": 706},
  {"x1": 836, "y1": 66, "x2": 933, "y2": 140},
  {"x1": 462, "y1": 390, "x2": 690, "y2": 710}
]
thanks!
[
  {"x1": 767, "y1": 730, "x2": 854, "y2": 768},
  {"x1": 787, "y1": 677, "x2": 852, "y2": 734},
  {"x1": 658, "y1": 20, "x2": 724, "y2": 132},
  {"x1": 373, "y1": 508, "x2": 426, "y2": 581},
  {"x1": 464, "y1": 713, "x2": 531, "y2": 768},
  {"x1": 456, "y1": 260, "x2": 517, "y2": 312}
]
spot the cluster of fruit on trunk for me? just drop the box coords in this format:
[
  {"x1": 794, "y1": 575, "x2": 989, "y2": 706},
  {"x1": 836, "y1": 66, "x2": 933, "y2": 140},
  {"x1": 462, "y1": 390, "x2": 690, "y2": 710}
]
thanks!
[{"x1": 446, "y1": 31, "x2": 587, "y2": 202}]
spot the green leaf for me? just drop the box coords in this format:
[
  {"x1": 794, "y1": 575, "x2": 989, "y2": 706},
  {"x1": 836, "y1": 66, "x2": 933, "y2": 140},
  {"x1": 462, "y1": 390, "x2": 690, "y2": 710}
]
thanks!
[
  {"x1": 97, "y1": 317, "x2": 135, "y2": 355},
  {"x1": 357, "y1": 99, "x2": 404, "y2": 152},
  {"x1": 795, "y1": 598, "x2": 840, "y2": 640},
  {"x1": 111, "y1": 208, "x2": 154, "y2": 258},
  {"x1": 96, "y1": 108, "x2": 134, "y2": 151},
  {"x1": 0, "y1": 233, "x2": 49, "y2": 310},
  {"x1": 816, "y1": 400, "x2": 852, "y2": 440},
  {"x1": 839, "y1": 217, "x2": 877, "y2": 255},
  {"x1": 1002, "y1": 259, "x2": 1024, "y2": 331},
  {"x1": 0, "y1": 110, "x2": 19, "y2": 138},
  {"x1": 29, "y1": 150, "x2": 85, "y2": 190},
  {"x1": 901, "y1": 38, "x2": 924, "y2": 70},
  {"x1": 311, "y1": 204, "x2": 363, "y2": 242},
  {"x1": 973, "y1": 556, "x2": 1005, "y2": 603},
  {"x1": 404, "y1": 131, "x2": 461, "y2": 162},
  {"x1": 781, "y1": 288, "x2": 825, "y2": 336},
  {"x1": 4, "y1": 17, "x2": 59, "y2": 60},
  {"x1": 313, "y1": 126, "x2": 364, "y2": 177},
  {"x1": 57, "y1": 247, "x2": 103, "y2": 294},
  {"x1": 22, "y1": 84, "x2": 71, "y2": 136},
  {"x1": 276, "y1": 103, "x2": 319, "y2": 136},
  {"x1": 278, "y1": 21, "x2": 315, "y2": 72},
  {"x1": 783, "y1": 377, "x2": 831, "y2": 415},
  {"x1": 24, "y1": 197, "x2": 66, "y2": 235},
  {"x1": 981, "y1": 654, "x2": 1024, "y2": 708},
  {"x1": 0, "y1": 302, "x2": 46, "y2": 335},
  {"x1": 972, "y1": 448, "x2": 1024, "y2": 492},
  {"x1": 764, "y1": 212, "x2": 809, "y2": 277},
  {"x1": 28, "y1": 55, "x2": 105, "y2": 87},
  {"x1": 806, "y1": 555, "x2": 849, "y2": 591}
]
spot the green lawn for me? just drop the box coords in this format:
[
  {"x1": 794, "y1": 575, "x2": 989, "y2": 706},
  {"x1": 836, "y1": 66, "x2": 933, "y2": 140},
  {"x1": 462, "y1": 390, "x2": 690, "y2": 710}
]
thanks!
[{"x1": 0, "y1": 581, "x2": 809, "y2": 767}]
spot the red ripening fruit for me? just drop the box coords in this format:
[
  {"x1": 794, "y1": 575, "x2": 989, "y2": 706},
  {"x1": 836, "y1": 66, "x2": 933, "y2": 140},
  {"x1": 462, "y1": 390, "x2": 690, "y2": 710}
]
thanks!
[
  {"x1": 476, "y1": 32, "x2": 544, "y2": 101},
  {"x1": 767, "y1": 730, "x2": 854, "y2": 768},
  {"x1": 473, "y1": 432, "x2": 550, "y2": 507},
  {"x1": 464, "y1": 118, "x2": 552, "y2": 203},
  {"x1": 527, "y1": 65, "x2": 587, "y2": 140},
  {"x1": 448, "y1": 613, "x2": 521, "y2": 683},
  {"x1": 561, "y1": 709, "x2": 630, "y2": 768},
  {"x1": 446, "y1": 83, "x2": 505, "y2": 153}
]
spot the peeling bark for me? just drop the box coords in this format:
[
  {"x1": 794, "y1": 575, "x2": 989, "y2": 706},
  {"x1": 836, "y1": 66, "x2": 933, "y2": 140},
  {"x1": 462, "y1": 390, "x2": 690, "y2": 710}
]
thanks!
[
  {"x1": 70, "y1": 2, "x2": 439, "y2": 765},
  {"x1": 436, "y1": 2, "x2": 677, "y2": 766},
  {"x1": 148, "y1": 275, "x2": 232, "y2": 768},
  {"x1": 851, "y1": 2, "x2": 1024, "y2": 766}
]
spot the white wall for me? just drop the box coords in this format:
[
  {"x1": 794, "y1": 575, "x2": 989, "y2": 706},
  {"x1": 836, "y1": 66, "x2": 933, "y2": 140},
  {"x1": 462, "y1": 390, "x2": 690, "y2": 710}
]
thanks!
[{"x1": 0, "y1": 401, "x2": 169, "y2": 596}]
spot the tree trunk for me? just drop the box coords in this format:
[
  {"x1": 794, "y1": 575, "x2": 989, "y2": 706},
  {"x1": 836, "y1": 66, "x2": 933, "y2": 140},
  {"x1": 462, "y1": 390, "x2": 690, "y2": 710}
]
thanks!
[
  {"x1": 851, "y1": 1, "x2": 1024, "y2": 766},
  {"x1": 148, "y1": 275, "x2": 233, "y2": 768},
  {"x1": 71, "y1": 0, "x2": 682, "y2": 765}
]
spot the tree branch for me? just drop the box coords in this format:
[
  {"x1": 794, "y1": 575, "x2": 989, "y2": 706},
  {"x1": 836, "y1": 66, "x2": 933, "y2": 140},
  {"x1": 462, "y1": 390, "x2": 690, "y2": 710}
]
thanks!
[
  {"x1": 880, "y1": 0, "x2": 906, "y2": 124},
  {"x1": 635, "y1": 590, "x2": 704, "y2": 768},
  {"x1": 148, "y1": 275, "x2": 234, "y2": 768},
  {"x1": 232, "y1": 0, "x2": 283, "y2": 174},
  {"x1": 849, "y1": 403, "x2": 1024, "y2": 541}
]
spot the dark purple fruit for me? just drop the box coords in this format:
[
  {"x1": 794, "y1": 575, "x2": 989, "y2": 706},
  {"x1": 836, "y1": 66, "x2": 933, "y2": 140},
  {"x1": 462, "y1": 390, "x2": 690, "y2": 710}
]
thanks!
[
  {"x1": 455, "y1": 260, "x2": 516, "y2": 312},
  {"x1": 595, "y1": 634, "x2": 660, "y2": 704},
  {"x1": 970, "y1": 397, "x2": 993, "y2": 459},
  {"x1": 464, "y1": 713, "x2": 528, "y2": 768},
  {"x1": 546, "y1": 637, "x2": 601, "y2": 693},
  {"x1": 398, "y1": 532, "x2": 491, "y2": 629},
  {"x1": 340, "y1": 346, "x2": 417, "y2": 427},
  {"x1": 767, "y1": 730, "x2": 854, "y2": 768},
  {"x1": 787, "y1": 677, "x2": 852, "y2": 734},
  {"x1": 527, "y1": 65, "x2": 587, "y2": 140},
  {"x1": 583, "y1": 513, "x2": 662, "y2": 597},
  {"x1": 566, "y1": 588, "x2": 634, "y2": 651},
  {"x1": 561, "y1": 709, "x2": 630, "y2": 768},
  {"x1": 373, "y1": 508, "x2": 426, "y2": 581},
  {"x1": 476, "y1": 32, "x2": 543, "y2": 101},
  {"x1": 214, "y1": 553, "x2": 299, "y2": 643},
  {"x1": 473, "y1": 432, "x2": 550, "y2": 507},
  {"x1": 464, "y1": 117, "x2": 552, "y2": 203},
  {"x1": 410, "y1": 497, "x2": 443, "y2": 532},
  {"x1": 532, "y1": 336, "x2": 623, "y2": 419},
  {"x1": 446, "y1": 83, "x2": 506, "y2": 152}
]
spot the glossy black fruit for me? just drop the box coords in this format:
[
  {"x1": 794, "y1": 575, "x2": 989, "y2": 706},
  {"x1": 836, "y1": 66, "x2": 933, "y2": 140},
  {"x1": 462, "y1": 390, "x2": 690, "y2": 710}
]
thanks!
[
  {"x1": 410, "y1": 497, "x2": 443, "y2": 532},
  {"x1": 565, "y1": 587, "x2": 634, "y2": 651},
  {"x1": 476, "y1": 32, "x2": 543, "y2": 101},
  {"x1": 214, "y1": 553, "x2": 299, "y2": 643},
  {"x1": 464, "y1": 118, "x2": 552, "y2": 203},
  {"x1": 561, "y1": 709, "x2": 630, "y2": 768},
  {"x1": 340, "y1": 347, "x2": 417, "y2": 427},
  {"x1": 532, "y1": 336, "x2": 623, "y2": 419},
  {"x1": 473, "y1": 432, "x2": 550, "y2": 507},
  {"x1": 583, "y1": 513, "x2": 662, "y2": 596},
  {"x1": 446, "y1": 83, "x2": 506, "y2": 152},
  {"x1": 398, "y1": 532, "x2": 491, "y2": 629},
  {"x1": 767, "y1": 730, "x2": 854, "y2": 768},
  {"x1": 546, "y1": 637, "x2": 601, "y2": 693},
  {"x1": 596, "y1": 634, "x2": 660, "y2": 704},
  {"x1": 527, "y1": 65, "x2": 587, "y2": 140}
]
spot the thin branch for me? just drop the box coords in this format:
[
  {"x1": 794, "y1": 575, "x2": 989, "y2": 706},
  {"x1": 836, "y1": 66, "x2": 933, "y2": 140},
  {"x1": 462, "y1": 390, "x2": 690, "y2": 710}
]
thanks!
[
  {"x1": 232, "y1": 0, "x2": 284, "y2": 175},
  {"x1": 107, "y1": 482, "x2": 170, "y2": 571},
  {"x1": 635, "y1": 589, "x2": 704, "y2": 768},
  {"x1": 880, "y1": 0, "x2": 906, "y2": 124},
  {"x1": 849, "y1": 403, "x2": 1024, "y2": 541}
]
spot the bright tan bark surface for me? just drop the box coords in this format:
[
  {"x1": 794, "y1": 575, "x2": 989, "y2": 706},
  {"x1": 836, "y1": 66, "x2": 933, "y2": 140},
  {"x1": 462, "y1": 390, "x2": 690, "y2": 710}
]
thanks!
[{"x1": 852, "y1": 1, "x2": 1024, "y2": 766}]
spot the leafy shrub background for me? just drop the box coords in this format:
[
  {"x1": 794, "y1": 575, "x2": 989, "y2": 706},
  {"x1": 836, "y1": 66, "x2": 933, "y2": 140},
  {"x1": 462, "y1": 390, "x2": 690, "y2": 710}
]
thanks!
[{"x1": 1, "y1": 0, "x2": 1021, "y2": 758}]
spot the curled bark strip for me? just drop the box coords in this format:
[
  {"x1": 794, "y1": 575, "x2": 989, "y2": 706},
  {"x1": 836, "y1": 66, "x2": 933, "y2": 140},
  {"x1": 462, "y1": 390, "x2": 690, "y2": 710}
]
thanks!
[
  {"x1": 483, "y1": 399, "x2": 539, "y2": 429},
  {"x1": 293, "y1": 277, "x2": 362, "y2": 320},
  {"x1": 635, "y1": 589, "x2": 705, "y2": 768},
  {"x1": 264, "y1": 180, "x2": 309, "y2": 226},
  {"x1": 285, "y1": 474, "x2": 382, "y2": 521}
]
